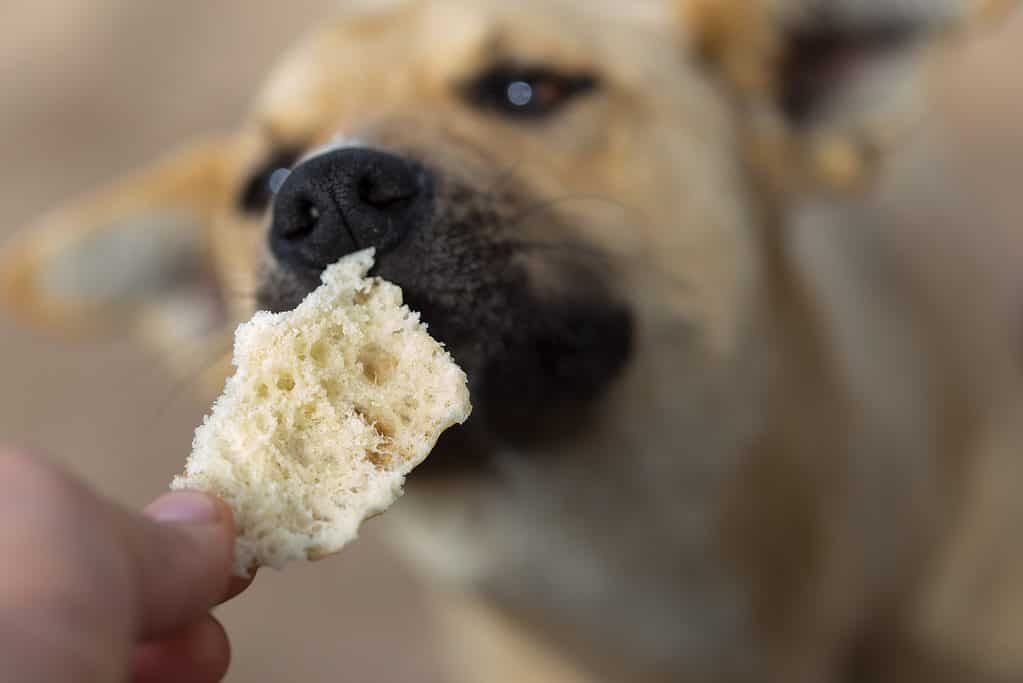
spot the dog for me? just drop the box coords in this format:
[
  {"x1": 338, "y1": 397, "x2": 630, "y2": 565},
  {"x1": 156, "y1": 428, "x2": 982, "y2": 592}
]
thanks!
[{"x1": 2, "y1": 1, "x2": 1020, "y2": 680}]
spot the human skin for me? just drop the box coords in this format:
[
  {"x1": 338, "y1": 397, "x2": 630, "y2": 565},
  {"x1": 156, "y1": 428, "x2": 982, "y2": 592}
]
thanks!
[{"x1": 0, "y1": 449, "x2": 252, "y2": 683}]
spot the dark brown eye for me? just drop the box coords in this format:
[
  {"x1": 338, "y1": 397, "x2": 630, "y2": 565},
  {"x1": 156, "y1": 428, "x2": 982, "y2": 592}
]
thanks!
[
  {"x1": 238, "y1": 148, "x2": 303, "y2": 214},
  {"x1": 462, "y1": 64, "x2": 599, "y2": 120}
]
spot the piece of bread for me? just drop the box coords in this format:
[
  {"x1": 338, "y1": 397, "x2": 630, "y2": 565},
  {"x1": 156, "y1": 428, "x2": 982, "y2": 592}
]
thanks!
[{"x1": 171, "y1": 249, "x2": 471, "y2": 577}]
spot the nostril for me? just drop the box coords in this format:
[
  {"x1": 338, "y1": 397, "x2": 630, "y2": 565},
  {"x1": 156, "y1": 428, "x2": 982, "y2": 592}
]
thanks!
[
  {"x1": 357, "y1": 172, "x2": 418, "y2": 210},
  {"x1": 279, "y1": 195, "x2": 322, "y2": 241}
]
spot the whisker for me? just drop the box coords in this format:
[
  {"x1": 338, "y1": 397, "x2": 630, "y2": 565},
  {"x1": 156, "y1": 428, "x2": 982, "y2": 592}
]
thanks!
[
  {"x1": 502, "y1": 194, "x2": 692, "y2": 293},
  {"x1": 148, "y1": 339, "x2": 234, "y2": 426},
  {"x1": 223, "y1": 290, "x2": 259, "y2": 300},
  {"x1": 505, "y1": 193, "x2": 646, "y2": 229},
  {"x1": 219, "y1": 285, "x2": 261, "y2": 303},
  {"x1": 485, "y1": 154, "x2": 532, "y2": 196},
  {"x1": 507, "y1": 238, "x2": 611, "y2": 265}
]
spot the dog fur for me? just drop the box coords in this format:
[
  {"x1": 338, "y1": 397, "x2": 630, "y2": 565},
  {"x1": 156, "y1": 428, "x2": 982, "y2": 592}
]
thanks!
[{"x1": 2, "y1": 1, "x2": 1021, "y2": 681}]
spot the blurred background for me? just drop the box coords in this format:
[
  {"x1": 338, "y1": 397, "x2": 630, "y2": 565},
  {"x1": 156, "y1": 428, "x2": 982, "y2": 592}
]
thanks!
[
  {"x1": 0, "y1": 2, "x2": 1020, "y2": 682},
  {"x1": 0, "y1": 1, "x2": 444, "y2": 681}
]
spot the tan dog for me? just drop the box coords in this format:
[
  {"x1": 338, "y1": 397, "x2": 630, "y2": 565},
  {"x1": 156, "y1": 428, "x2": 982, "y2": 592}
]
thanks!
[{"x1": 2, "y1": 1, "x2": 1020, "y2": 681}]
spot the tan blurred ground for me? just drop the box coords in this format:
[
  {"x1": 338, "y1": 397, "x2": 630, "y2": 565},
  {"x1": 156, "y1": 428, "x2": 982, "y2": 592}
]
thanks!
[{"x1": 1, "y1": 3, "x2": 1021, "y2": 682}]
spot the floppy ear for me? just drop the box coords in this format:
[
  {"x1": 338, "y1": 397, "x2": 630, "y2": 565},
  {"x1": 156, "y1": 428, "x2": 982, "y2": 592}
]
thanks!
[
  {"x1": 682, "y1": 0, "x2": 1021, "y2": 193},
  {"x1": 1, "y1": 137, "x2": 241, "y2": 380}
]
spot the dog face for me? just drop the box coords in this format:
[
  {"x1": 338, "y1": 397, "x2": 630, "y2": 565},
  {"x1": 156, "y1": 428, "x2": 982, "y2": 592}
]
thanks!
[
  {"x1": 244, "y1": 8, "x2": 764, "y2": 678},
  {"x1": 205, "y1": 14, "x2": 763, "y2": 672},
  {"x1": 2, "y1": 0, "x2": 1017, "y2": 680},
  {"x1": 246, "y1": 1, "x2": 764, "y2": 467}
]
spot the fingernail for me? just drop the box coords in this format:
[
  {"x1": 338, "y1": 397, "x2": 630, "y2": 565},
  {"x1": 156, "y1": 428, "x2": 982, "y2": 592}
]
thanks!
[{"x1": 145, "y1": 491, "x2": 222, "y2": 525}]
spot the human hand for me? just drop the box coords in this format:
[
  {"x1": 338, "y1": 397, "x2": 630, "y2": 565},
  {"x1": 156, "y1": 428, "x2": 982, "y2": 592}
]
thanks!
[{"x1": 0, "y1": 449, "x2": 250, "y2": 683}]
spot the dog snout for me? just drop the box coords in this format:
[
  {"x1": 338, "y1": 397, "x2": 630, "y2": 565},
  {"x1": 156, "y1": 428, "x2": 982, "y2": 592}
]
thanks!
[{"x1": 270, "y1": 148, "x2": 433, "y2": 272}]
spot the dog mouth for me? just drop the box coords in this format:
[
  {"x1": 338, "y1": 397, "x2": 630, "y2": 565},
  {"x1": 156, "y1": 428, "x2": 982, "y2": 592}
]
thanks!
[
  {"x1": 395, "y1": 277, "x2": 632, "y2": 477},
  {"x1": 256, "y1": 163, "x2": 634, "y2": 473}
]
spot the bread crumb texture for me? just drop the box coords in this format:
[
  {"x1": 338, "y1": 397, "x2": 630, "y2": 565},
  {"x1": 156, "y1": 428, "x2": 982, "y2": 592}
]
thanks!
[{"x1": 172, "y1": 249, "x2": 471, "y2": 577}]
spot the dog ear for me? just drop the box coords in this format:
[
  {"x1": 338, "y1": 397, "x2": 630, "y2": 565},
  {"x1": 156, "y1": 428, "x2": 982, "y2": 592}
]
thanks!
[
  {"x1": 681, "y1": 0, "x2": 1020, "y2": 193},
  {"x1": 1, "y1": 137, "x2": 240, "y2": 373}
]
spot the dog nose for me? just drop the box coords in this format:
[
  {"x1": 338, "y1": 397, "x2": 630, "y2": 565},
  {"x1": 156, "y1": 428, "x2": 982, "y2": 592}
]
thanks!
[{"x1": 269, "y1": 148, "x2": 432, "y2": 272}]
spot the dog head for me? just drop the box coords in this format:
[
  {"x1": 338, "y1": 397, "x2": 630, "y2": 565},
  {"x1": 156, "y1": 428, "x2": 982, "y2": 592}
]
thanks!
[{"x1": 2, "y1": 0, "x2": 1017, "y2": 679}]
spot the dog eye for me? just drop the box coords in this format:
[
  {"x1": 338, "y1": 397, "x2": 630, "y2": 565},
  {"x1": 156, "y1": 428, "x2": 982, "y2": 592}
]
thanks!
[
  {"x1": 462, "y1": 65, "x2": 599, "y2": 120},
  {"x1": 238, "y1": 149, "x2": 302, "y2": 214}
]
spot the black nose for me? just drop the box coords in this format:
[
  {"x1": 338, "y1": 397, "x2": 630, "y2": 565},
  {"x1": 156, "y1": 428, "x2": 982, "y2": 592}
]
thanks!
[{"x1": 269, "y1": 147, "x2": 432, "y2": 272}]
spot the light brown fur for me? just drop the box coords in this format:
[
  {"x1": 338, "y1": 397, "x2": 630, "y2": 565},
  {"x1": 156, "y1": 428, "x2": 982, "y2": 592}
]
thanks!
[{"x1": 2, "y1": 1, "x2": 1020, "y2": 681}]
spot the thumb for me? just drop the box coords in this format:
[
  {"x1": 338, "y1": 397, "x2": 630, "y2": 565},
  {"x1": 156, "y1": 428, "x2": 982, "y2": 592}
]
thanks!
[{"x1": 115, "y1": 491, "x2": 237, "y2": 641}]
